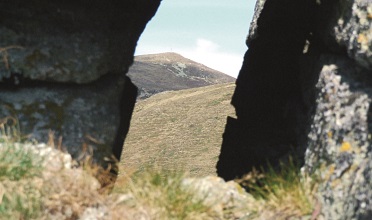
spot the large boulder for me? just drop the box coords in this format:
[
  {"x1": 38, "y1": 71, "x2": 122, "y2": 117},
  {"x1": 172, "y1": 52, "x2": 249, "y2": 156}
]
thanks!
[
  {"x1": 0, "y1": 0, "x2": 161, "y2": 163},
  {"x1": 304, "y1": 55, "x2": 372, "y2": 219},
  {"x1": 0, "y1": 0, "x2": 160, "y2": 83},
  {"x1": 218, "y1": 0, "x2": 371, "y2": 218},
  {"x1": 0, "y1": 74, "x2": 126, "y2": 160},
  {"x1": 218, "y1": 0, "x2": 315, "y2": 180}
]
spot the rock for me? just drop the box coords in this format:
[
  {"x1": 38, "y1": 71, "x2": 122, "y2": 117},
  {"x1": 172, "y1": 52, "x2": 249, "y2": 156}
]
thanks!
[
  {"x1": 218, "y1": 0, "x2": 315, "y2": 180},
  {"x1": 0, "y1": 0, "x2": 161, "y2": 164},
  {"x1": 246, "y1": 0, "x2": 266, "y2": 46},
  {"x1": 25, "y1": 142, "x2": 76, "y2": 170},
  {"x1": 304, "y1": 55, "x2": 372, "y2": 219},
  {"x1": 317, "y1": 0, "x2": 372, "y2": 70},
  {"x1": 181, "y1": 176, "x2": 255, "y2": 219},
  {"x1": 219, "y1": 0, "x2": 372, "y2": 218},
  {"x1": 0, "y1": 0, "x2": 160, "y2": 83},
  {"x1": 80, "y1": 206, "x2": 109, "y2": 220},
  {"x1": 0, "y1": 73, "x2": 125, "y2": 161}
]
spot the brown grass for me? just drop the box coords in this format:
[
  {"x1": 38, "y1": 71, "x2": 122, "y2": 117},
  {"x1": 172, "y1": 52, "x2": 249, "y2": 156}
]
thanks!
[{"x1": 119, "y1": 83, "x2": 236, "y2": 177}]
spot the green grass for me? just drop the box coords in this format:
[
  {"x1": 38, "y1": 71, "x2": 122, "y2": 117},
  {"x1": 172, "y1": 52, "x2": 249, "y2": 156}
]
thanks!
[
  {"x1": 0, "y1": 142, "x2": 43, "y2": 181},
  {"x1": 0, "y1": 118, "x2": 43, "y2": 181},
  {"x1": 0, "y1": 123, "x2": 44, "y2": 219},
  {"x1": 238, "y1": 158, "x2": 318, "y2": 218},
  {"x1": 0, "y1": 182, "x2": 42, "y2": 220},
  {"x1": 114, "y1": 169, "x2": 213, "y2": 220}
]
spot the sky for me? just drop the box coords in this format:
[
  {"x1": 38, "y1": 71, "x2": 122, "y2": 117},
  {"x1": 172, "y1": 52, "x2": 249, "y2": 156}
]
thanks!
[{"x1": 135, "y1": 0, "x2": 256, "y2": 78}]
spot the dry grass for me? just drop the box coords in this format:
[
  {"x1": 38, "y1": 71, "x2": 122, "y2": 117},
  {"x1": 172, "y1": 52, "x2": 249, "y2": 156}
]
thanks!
[
  {"x1": 113, "y1": 169, "x2": 218, "y2": 220},
  {"x1": 119, "y1": 83, "x2": 236, "y2": 177},
  {"x1": 237, "y1": 159, "x2": 319, "y2": 219}
]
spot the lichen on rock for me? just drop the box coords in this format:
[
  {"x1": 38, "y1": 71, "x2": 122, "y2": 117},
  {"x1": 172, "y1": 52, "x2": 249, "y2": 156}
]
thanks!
[
  {"x1": 304, "y1": 55, "x2": 372, "y2": 219},
  {"x1": 318, "y1": 0, "x2": 372, "y2": 69},
  {"x1": 223, "y1": 0, "x2": 372, "y2": 218}
]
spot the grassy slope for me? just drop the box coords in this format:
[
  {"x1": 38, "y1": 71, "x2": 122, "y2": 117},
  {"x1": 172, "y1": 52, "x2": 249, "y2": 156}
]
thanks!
[{"x1": 119, "y1": 83, "x2": 236, "y2": 177}]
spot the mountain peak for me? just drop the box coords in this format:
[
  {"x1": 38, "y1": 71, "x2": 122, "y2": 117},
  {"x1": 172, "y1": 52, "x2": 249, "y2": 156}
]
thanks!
[
  {"x1": 128, "y1": 53, "x2": 235, "y2": 99},
  {"x1": 135, "y1": 52, "x2": 193, "y2": 64}
]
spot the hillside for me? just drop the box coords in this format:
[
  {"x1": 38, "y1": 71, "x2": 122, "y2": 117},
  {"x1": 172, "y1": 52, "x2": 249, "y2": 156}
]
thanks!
[
  {"x1": 127, "y1": 52, "x2": 236, "y2": 99},
  {"x1": 119, "y1": 83, "x2": 236, "y2": 176}
]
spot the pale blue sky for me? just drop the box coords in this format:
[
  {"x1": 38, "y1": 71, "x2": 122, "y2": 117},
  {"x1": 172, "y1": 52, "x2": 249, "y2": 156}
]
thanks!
[{"x1": 135, "y1": 0, "x2": 256, "y2": 78}]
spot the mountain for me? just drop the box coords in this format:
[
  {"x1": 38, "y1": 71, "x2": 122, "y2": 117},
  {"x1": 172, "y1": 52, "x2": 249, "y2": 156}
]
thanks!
[
  {"x1": 119, "y1": 83, "x2": 236, "y2": 177},
  {"x1": 127, "y1": 52, "x2": 236, "y2": 99}
]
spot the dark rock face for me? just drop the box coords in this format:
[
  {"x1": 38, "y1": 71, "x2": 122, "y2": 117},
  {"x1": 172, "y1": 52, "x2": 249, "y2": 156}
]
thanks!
[
  {"x1": 217, "y1": 0, "x2": 372, "y2": 218},
  {"x1": 0, "y1": 0, "x2": 161, "y2": 164},
  {"x1": 217, "y1": 0, "x2": 316, "y2": 180}
]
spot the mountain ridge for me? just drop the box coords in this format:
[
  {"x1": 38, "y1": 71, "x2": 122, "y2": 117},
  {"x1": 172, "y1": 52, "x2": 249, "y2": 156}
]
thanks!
[{"x1": 128, "y1": 52, "x2": 235, "y2": 99}]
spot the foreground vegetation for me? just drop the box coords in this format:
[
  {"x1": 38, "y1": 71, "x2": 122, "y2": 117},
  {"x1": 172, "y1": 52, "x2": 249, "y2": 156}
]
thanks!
[
  {"x1": 238, "y1": 159, "x2": 319, "y2": 219},
  {"x1": 0, "y1": 119, "x2": 319, "y2": 219}
]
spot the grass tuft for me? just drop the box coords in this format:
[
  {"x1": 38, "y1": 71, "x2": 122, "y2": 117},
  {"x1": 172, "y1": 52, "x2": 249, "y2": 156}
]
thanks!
[
  {"x1": 114, "y1": 169, "x2": 213, "y2": 219},
  {"x1": 0, "y1": 142, "x2": 44, "y2": 181},
  {"x1": 238, "y1": 158, "x2": 318, "y2": 218},
  {"x1": 0, "y1": 119, "x2": 44, "y2": 219},
  {"x1": 0, "y1": 118, "x2": 43, "y2": 181}
]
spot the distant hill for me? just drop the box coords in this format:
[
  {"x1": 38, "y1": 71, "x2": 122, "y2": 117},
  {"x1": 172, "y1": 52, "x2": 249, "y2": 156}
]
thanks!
[
  {"x1": 119, "y1": 83, "x2": 236, "y2": 177},
  {"x1": 127, "y1": 52, "x2": 236, "y2": 99}
]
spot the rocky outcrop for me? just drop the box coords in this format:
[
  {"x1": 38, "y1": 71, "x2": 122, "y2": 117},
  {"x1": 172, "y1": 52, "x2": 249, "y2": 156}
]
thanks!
[
  {"x1": 217, "y1": 0, "x2": 371, "y2": 218},
  {"x1": 300, "y1": 2, "x2": 372, "y2": 219},
  {"x1": 0, "y1": 0, "x2": 161, "y2": 164},
  {"x1": 218, "y1": 0, "x2": 316, "y2": 180},
  {"x1": 0, "y1": 0, "x2": 160, "y2": 83},
  {"x1": 0, "y1": 74, "x2": 127, "y2": 160}
]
